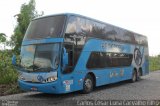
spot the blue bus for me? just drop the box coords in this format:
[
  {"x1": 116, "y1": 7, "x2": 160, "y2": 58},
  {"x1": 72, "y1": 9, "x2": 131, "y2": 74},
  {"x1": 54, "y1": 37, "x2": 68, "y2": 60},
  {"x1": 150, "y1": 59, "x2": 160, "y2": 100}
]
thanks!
[{"x1": 12, "y1": 13, "x2": 149, "y2": 94}]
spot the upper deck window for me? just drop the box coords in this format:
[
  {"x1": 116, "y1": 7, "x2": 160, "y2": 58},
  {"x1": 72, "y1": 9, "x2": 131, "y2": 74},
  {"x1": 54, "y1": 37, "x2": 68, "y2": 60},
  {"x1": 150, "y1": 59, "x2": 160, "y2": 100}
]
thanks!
[
  {"x1": 24, "y1": 15, "x2": 66, "y2": 40},
  {"x1": 65, "y1": 15, "x2": 148, "y2": 47}
]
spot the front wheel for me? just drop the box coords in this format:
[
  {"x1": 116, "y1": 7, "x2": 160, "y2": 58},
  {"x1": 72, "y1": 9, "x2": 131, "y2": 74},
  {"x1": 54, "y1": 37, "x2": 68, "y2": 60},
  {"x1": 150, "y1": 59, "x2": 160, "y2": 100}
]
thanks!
[{"x1": 82, "y1": 74, "x2": 93, "y2": 94}]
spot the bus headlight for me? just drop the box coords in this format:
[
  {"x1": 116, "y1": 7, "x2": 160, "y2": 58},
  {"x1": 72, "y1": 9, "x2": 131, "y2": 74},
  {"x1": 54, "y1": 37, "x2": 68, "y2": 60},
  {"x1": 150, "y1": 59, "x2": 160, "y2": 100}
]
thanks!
[
  {"x1": 45, "y1": 76, "x2": 57, "y2": 82},
  {"x1": 18, "y1": 73, "x2": 25, "y2": 80}
]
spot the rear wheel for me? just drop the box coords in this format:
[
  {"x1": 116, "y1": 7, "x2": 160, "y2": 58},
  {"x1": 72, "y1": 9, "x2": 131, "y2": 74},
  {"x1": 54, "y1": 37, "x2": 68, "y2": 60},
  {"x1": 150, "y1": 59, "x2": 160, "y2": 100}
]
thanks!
[
  {"x1": 82, "y1": 74, "x2": 93, "y2": 94},
  {"x1": 136, "y1": 70, "x2": 141, "y2": 81},
  {"x1": 130, "y1": 70, "x2": 137, "y2": 83}
]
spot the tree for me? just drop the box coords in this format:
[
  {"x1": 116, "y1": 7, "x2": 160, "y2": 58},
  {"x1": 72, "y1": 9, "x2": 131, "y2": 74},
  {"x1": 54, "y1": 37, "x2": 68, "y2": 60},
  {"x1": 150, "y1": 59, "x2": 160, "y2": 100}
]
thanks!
[
  {"x1": 11, "y1": 0, "x2": 43, "y2": 54},
  {"x1": 0, "y1": 33, "x2": 7, "y2": 49},
  {"x1": 0, "y1": 33, "x2": 6, "y2": 43}
]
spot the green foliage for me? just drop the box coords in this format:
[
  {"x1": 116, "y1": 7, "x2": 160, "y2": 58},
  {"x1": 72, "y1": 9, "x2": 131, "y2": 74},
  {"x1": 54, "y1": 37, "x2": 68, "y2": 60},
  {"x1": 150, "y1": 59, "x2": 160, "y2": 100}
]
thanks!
[
  {"x1": 0, "y1": 33, "x2": 6, "y2": 43},
  {"x1": 0, "y1": 0, "x2": 43, "y2": 95},
  {"x1": 10, "y1": 0, "x2": 43, "y2": 54},
  {"x1": 0, "y1": 50, "x2": 18, "y2": 84},
  {"x1": 149, "y1": 55, "x2": 160, "y2": 71}
]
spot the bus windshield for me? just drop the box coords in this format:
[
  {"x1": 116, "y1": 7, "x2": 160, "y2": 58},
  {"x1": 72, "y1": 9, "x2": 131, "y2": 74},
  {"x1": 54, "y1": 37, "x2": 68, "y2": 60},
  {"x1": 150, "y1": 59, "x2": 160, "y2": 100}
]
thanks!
[
  {"x1": 20, "y1": 43, "x2": 60, "y2": 72},
  {"x1": 24, "y1": 15, "x2": 66, "y2": 40}
]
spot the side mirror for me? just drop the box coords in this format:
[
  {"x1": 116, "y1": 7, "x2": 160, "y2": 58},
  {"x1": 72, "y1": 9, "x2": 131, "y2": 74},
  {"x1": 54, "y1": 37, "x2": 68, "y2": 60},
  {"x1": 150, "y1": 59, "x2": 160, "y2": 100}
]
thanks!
[
  {"x1": 63, "y1": 48, "x2": 68, "y2": 67},
  {"x1": 12, "y1": 55, "x2": 17, "y2": 65}
]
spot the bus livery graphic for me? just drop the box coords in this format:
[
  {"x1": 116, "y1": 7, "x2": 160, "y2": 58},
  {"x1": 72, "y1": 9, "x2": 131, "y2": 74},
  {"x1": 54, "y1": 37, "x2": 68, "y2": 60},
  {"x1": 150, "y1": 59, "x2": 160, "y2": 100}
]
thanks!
[{"x1": 134, "y1": 48, "x2": 142, "y2": 66}]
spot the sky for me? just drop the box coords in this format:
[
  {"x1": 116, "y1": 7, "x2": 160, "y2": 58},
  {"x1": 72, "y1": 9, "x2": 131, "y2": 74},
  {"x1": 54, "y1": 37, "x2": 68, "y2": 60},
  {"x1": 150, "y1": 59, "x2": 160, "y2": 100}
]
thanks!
[{"x1": 0, "y1": 0, "x2": 160, "y2": 56}]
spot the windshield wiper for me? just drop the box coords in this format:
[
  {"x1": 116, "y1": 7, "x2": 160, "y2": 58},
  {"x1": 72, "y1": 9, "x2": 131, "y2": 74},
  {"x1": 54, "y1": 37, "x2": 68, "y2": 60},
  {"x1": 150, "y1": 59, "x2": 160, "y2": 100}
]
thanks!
[
  {"x1": 23, "y1": 64, "x2": 39, "y2": 72},
  {"x1": 26, "y1": 65, "x2": 36, "y2": 69},
  {"x1": 21, "y1": 64, "x2": 52, "y2": 72},
  {"x1": 33, "y1": 67, "x2": 52, "y2": 72}
]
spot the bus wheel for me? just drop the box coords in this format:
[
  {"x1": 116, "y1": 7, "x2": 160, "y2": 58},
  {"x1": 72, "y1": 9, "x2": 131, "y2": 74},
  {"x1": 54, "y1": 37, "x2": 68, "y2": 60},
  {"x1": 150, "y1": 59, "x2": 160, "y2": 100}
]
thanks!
[
  {"x1": 130, "y1": 70, "x2": 137, "y2": 83},
  {"x1": 136, "y1": 70, "x2": 141, "y2": 81},
  {"x1": 82, "y1": 74, "x2": 93, "y2": 93}
]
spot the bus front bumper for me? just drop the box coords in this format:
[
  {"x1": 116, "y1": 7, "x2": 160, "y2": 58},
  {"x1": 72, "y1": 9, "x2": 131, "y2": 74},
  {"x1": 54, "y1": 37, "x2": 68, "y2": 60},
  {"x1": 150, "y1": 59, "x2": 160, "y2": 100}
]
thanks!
[{"x1": 18, "y1": 80, "x2": 64, "y2": 94}]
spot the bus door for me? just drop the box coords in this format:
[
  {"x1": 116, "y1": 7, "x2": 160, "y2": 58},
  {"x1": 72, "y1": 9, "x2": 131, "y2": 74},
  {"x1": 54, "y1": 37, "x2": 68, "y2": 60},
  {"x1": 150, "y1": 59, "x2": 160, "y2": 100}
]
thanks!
[{"x1": 61, "y1": 43, "x2": 75, "y2": 92}]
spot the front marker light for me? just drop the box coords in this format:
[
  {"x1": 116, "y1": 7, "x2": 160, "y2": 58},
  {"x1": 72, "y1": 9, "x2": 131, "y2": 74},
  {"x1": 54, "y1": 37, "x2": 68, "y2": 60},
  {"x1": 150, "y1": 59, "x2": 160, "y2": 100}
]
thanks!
[{"x1": 45, "y1": 76, "x2": 57, "y2": 82}]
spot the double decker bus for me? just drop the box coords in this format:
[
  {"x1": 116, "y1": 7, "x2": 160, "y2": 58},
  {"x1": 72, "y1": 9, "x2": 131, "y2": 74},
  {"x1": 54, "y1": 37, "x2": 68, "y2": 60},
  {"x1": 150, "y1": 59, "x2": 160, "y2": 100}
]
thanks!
[{"x1": 13, "y1": 13, "x2": 149, "y2": 94}]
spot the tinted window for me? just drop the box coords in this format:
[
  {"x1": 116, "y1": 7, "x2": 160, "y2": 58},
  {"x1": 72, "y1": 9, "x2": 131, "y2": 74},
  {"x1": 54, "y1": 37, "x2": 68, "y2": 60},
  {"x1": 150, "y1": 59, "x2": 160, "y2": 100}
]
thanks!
[
  {"x1": 134, "y1": 34, "x2": 148, "y2": 46},
  {"x1": 87, "y1": 52, "x2": 101, "y2": 69},
  {"x1": 24, "y1": 15, "x2": 66, "y2": 40},
  {"x1": 65, "y1": 16, "x2": 148, "y2": 46},
  {"x1": 87, "y1": 52, "x2": 133, "y2": 69},
  {"x1": 65, "y1": 16, "x2": 114, "y2": 41}
]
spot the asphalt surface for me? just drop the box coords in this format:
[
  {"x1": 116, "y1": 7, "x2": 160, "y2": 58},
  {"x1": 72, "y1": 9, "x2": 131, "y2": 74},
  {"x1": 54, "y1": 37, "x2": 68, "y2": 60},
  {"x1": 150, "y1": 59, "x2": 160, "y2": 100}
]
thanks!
[{"x1": 0, "y1": 70, "x2": 160, "y2": 106}]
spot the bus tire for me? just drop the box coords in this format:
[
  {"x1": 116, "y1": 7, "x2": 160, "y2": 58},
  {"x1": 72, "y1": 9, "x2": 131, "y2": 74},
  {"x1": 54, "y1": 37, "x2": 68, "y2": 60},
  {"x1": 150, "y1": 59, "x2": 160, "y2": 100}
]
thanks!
[
  {"x1": 136, "y1": 70, "x2": 141, "y2": 81},
  {"x1": 130, "y1": 70, "x2": 137, "y2": 83},
  {"x1": 82, "y1": 74, "x2": 94, "y2": 94}
]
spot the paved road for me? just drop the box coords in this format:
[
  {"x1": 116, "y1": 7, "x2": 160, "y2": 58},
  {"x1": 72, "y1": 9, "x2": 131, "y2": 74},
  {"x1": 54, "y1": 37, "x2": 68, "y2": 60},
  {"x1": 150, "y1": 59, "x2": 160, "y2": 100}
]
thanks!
[{"x1": 0, "y1": 71, "x2": 160, "y2": 106}]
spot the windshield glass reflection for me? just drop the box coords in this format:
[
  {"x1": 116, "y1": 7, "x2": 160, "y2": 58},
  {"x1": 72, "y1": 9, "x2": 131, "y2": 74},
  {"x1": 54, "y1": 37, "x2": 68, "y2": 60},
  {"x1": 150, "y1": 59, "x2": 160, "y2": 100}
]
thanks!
[{"x1": 20, "y1": 43, "x2": 60, "y2": 72}]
